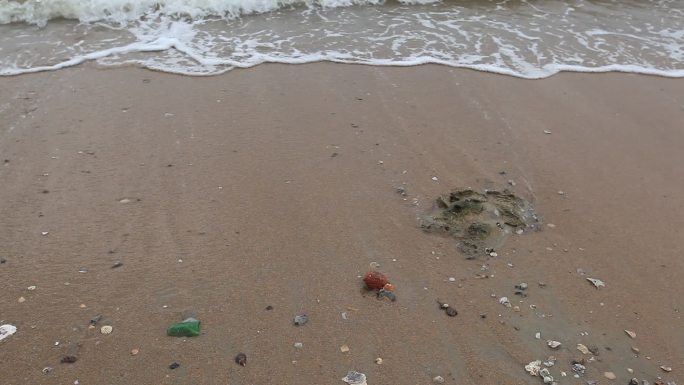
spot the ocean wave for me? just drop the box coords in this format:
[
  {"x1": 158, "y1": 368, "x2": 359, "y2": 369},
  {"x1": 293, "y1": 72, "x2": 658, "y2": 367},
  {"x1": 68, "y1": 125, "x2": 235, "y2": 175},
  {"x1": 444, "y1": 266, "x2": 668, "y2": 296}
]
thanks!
[
  {"x1": 0, "y1": 0, "x2": 440, "y2": 26},
  {"x1": 0, "y1": 0, "x2": 682, "y2": 79}
]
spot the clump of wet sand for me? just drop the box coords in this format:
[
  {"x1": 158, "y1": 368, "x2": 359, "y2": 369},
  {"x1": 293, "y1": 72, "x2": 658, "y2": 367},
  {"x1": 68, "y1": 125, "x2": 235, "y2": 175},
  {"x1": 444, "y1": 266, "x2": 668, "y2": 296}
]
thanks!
[{"x1": 421, "y1": 188, "x2": 539, "y2": 257}]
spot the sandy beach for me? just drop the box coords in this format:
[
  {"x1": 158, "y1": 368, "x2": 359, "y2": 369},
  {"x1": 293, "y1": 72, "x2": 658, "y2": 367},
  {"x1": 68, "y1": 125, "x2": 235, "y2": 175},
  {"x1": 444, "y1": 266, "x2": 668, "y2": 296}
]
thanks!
[{"x1": 1, "y1": 64, "x2": 683, "y2": 385}]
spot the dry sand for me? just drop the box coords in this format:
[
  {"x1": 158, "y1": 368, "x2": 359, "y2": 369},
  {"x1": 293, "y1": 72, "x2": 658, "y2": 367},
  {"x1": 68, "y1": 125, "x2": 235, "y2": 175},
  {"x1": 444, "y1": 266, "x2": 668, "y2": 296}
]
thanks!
[{"x1": 0, "y1": 63, "x2": 683, "y2": 385}]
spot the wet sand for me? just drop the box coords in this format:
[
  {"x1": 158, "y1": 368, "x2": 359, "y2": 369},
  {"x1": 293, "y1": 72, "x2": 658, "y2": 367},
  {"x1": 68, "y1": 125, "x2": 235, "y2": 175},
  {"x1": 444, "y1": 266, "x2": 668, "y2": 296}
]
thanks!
[{"x1": 1, "y1": 64, "x2": 683, "y2": 385}]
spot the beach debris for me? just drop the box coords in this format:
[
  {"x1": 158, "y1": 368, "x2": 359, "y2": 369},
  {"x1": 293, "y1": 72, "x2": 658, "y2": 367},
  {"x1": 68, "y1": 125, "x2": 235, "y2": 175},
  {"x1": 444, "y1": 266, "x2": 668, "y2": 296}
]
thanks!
[
  {"x1": 375, "y1": 357, "x2": 383, "y2": 365},
  {"x1": 169, "y1": 362, "x2": 180, "y2": 369},
  {"x1": 431, "y1": 176, "x2": 439, "y2": 181},
  {"x1": 27, "y1": 285, "x2": 36, "y2": 291},
  {"x1": 90, "y1": 315, "x2": 102, "y2": 326},
  {"x1": 535, "y1": 332, "x2": 541, "y2": 339},
  {"x1": 61, "y1": 356, "x2": 78, "y2": 364},
  {"x1": 130, "y1": 348, "x2": 139, "y2": 355},
  {"x1": 624, "y1": 330, "x2": 637, "y2": 339},
  {"x1": 571, "y1": 361, "x2": 586, "y2": 376},
  {"x1": 294, "y1": 342, "x2": 303, "y2": 349},
  {"x1": 433, "y1": 375, "x2": 445, "y2": 383},
  {"x1": 586, "y1": 277, "x2": 605, "y2": 289},
  {"x1": 111, "y1": 261, "x2": 124, "y2": 269},
  {"x1": 421, "y1": 189, "x2": 538, "y2": 257},
  {"x1": 0, "y1": 258, "x2": 6, "y2": 264},
  {"x1": 100, "y1": 325, "x2": 113, "y2": 335},
  {"x1": 341, "y1": 312, "x2": 348, "y2": 320},
  {"x1": 525, "y1": 360, "x2": 542, "y2": 376},
  {"x1": 293, "y1": 314, "x2": 308, "y2": 326},
  {"x1": 265, "y1": 305, "x2": 273, "y2": 310},
  {"x1": 369, "y1": 261, "x2": 381, "y2": 269},
  {"x1": 547, "y1": 340, "x2": 562, "y2": 349},
  {"x1": 377, "y1": 289, "x2": 396, "y2": 301},
  {"x1": 167, "y1": 318, "x2": 200, "y2": 337},
  {"x1": 41, "y1": 231, "x2": 49, "y2": 236},
  {"x1": 363, "y1": 271, "x2": 389, "y2": 290},
  {"x1": 18, "y1": 296, "x2": 25, "y2": 303},
  {"x1": 631, "y1": 346, "x2": 640, "y2": 354},
  {"x1": 604, "y1": 371, "x2": 616, "y2": 380},
  {"x1": 628, "y1": 379, "x2": 639, "y2": 385},
  {"x1": 577, "y1": 344, "x2": 590, "y2": 355},
  {"x1": 436, "y1": 299, "x2": 458, "y2": 317},
  {"x1": 340, "y1": 345, "x2": 350, "y2": 353},
  {"x1": 0, "y1": 324, "x2": 17, "y2": 342},
  {"x1": 660, "y1": 365, "x2": 672, "y2": 372},
  {"x1": 543, "y1": 130, "x2": 552, "y2": 134},
  {"x1": 42, "y1": 366, "x2": 53, "y2": 374},
  {"x1": 499, "y1": 297, "x2": 511, "y2": 307},
  {"x1": 342, "y1": 370, "x2": 367, "y2": 385},
  {"x1": 235, "y1": 353, "x2": 247, "y2": 367}
]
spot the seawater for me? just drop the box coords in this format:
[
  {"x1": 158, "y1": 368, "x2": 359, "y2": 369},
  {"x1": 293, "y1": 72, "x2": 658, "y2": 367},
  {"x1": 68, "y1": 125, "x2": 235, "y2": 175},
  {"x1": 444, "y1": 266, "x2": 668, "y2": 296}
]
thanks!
[{"x1": 0, "y1": 0, "x2": 683, "y2": 78}]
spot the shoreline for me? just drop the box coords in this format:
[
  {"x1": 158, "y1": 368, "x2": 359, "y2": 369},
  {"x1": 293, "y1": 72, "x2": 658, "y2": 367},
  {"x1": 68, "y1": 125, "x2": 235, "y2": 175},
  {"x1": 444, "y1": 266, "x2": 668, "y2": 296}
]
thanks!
[{"x1": 1, "y1": 63, "x2": 683, "y2": 384}]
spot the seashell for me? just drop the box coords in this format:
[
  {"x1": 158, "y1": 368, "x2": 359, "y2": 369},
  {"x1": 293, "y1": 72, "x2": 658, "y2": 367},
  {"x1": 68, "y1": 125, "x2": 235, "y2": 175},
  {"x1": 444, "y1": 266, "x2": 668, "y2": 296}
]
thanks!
[
  {"x1": 363, "y1": 271, "x2": 389, "y2": 290},
  {"x1": 100, "y1": 325, "x2": 113, "y2": 334}
]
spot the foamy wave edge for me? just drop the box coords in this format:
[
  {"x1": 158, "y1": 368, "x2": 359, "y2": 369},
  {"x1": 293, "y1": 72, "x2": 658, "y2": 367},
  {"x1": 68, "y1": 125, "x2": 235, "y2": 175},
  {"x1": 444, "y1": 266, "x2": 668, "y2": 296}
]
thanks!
[
  {"x1": 0, "y1": 0, "x2": 438, "y2": 26},
  {"x1": 1, "y1": 39, "x2": 683, "y2": 79}
]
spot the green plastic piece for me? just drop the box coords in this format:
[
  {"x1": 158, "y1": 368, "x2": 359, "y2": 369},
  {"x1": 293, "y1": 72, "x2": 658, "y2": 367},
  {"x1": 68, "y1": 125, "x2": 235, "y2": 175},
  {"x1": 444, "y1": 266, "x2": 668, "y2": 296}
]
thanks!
[{"x1": 167, "y1": 320, "x2": 201, "y2": 337}]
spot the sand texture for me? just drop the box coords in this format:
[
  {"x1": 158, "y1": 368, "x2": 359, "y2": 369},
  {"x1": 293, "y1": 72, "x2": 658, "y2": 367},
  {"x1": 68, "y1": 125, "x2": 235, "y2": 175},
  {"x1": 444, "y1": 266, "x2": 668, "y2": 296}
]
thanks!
[{"x1": 1, "y1": 64, "x2": 683, "y2": 384}]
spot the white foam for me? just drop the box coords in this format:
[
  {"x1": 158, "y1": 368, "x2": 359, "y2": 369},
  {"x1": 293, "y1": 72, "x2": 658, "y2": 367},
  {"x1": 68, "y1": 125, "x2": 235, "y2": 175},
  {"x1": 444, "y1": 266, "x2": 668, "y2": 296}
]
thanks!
[{"x1": 0, "y1": 0, "x2": 682, "y2": 79}]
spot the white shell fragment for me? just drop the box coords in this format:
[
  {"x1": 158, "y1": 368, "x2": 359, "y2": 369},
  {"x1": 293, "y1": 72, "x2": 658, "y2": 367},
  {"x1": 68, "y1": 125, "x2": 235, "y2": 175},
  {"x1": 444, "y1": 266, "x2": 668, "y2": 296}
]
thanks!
[
  {"x1": 577, "y1": 344, "x2": 590, "y2": 354},
  {"x1": 586, "y1": 277, "x2": 605, "y2": 289},
  {"x1": 100, "y1": 325, "x2": 113, "y2": 335},
  {"x1": 547, "y1": 340, "x2": 562, "y2": 349},
  {"x1": 624, "y1": 330, "x2": 637, "y2": 339},
  {"x1": 0, "y1": 324, "x2": 17, "y2": 342},
  {"x1": 342, "y1": 371, "x2": 367, "y2": 385},
  {"x1": 499, "y1": 297, "x2": 511, "y2": 307}
]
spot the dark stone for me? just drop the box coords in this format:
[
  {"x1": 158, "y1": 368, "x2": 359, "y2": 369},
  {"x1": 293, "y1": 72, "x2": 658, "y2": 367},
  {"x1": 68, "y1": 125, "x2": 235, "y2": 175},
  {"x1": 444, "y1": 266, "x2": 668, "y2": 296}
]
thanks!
[
  {"x1": 61, "y1": 356, "x2": 78, "y2": 364},
  {"x1": 235, "y1": 353, "x2": 247, "y2": 366},
  {"x1": 169, "y1": 362, "x2": 180, "y2": 369},
  {"x1": 445, "y1": 307, "x2": 458, "y2": 317}
]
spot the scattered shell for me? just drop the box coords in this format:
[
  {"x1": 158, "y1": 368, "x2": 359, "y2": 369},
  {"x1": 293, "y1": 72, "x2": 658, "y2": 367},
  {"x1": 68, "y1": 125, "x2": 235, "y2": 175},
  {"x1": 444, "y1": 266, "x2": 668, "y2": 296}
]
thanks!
[
  {"x1": 604, "y1": 371, "x2": 616, "y2": 380},
  {"x1": 130, "y1": 349, "x2": 139, "y2": 355},
  {"x1": 535, "y1": 332, "x2": 541, "y2": 339},
  {"x1": 111, "y1": 261, "x2": 124, "y2": 269},
  {"x1": 631, "y1": 346, "x2": 640, "y2": 354},
  {"x1": 369, "y1": 262, "x2": 380, "y2": 269},
  {"x1": 499, "y1": 297, "x2": 511, "y2": 307},
  {"x1": 342, "y1": 371, "x2": 367, "y2": 385},
  {"x1": 235, "y1": 353, "x2": 247, "y2": 366},
  {"x1": 100, "y1": 325, "x2": 113, "y2": 334},
  {"x1": 525, "y1": 360, "x2": 542, "y2": 376},
  {"x1": 18, "y1": 296, "x2": 25, "y2": 303},
  {"x1": 27, "y1": 285, "x2": 36, "y2": 291},
  {"x1": 577, "y1": 344, "x2": 590, "y2": 355},
  {"x1": 375, "y1": 357, "x2": 383, "y2": 365},
  {"x1": 586, "y1": 277, "x2": 605, "y2": 288},
  {"x1": 340, "y1": 345, "x2": 350, "y2": 353},
  {"x1": 293, "y1": 314, "x2": 308, "y2": 326},
  {"x1": 543, "y1": 130, "x2": 552, "y2": 134},
  {"x1": 448, "y1": 277, "x2": 456, "y2": 282},
  {"x1": 624, "y1": 330, "x2": 637, "y2": 339},
  {"x1": 0, "y1": 324, "x2": 17, "y2": 341},
  {"x1": 547, "y1": 340, "x2": 562, "y2": 349},
  {"x1": 41, "y1": 232, "x2": 49, "y2": 236},
  {"x1": 660, "y1": 366, "x2": 672, "y2": 372},
  {"x1": 42, "y1": 366, "x2": 53, "y2": 374},
  {"x1": 433, "y1": 376, "x2": 445, "y2": 383},
  {"x1": 294, "y1": 342, "x2": 303, "y2": 349},
  {"x1": 79, "y1": 304, "x2": 86, "y2": 308}
]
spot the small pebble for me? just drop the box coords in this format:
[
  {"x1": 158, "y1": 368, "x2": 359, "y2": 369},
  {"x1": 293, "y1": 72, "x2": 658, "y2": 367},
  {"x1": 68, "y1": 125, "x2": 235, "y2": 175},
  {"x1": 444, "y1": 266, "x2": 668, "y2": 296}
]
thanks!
[
  {"x1": 448, "y1": 277, "x2": 456, "y2": 282},
  {"x1": 340, "y1": 345, "x2": 350, "y2": 353},
  {"x1": 293, "y1": 314, "x2": 308, "y2": 326},
  {"x1": 445, "y1": 307, "x2": 458, "y2": 317},
  {"x1": 235, "y1": 353, "x2": 247, "y2": 366},
  {"x1": 61, "y1": 356, "x2": 78, "y2": 364},
  {"x1": 131, "y1": 349, "x2": 139, "y2": 355},
  {"x1": 18, "y1": 296, "x2": 26, "y2": 303},
  {"x1": 660, "y1": 365, "x2": 672, "y2": 372},
  {"x1": 111, "y1": 261, "x2": 123, "y2": 268},
  {"x1": 431, "y1": 176, "x2": 438, "y2": 181},
  {"x1": 169, "y1": 362, "x2": 180, "y2": 370},
  {"x1": 604, "y1": 371, "x2": 616, "y2": 380},
  {"x1": 433, "y1": 375, "x2": 445, "y2": 383}
]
